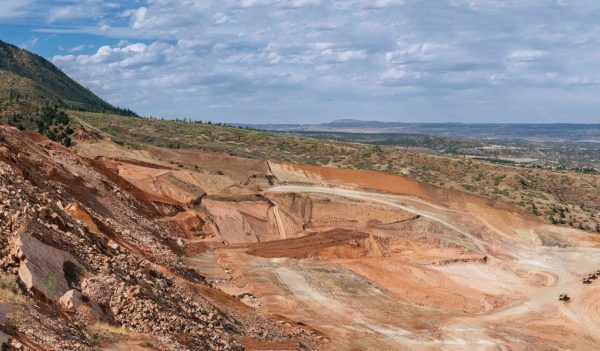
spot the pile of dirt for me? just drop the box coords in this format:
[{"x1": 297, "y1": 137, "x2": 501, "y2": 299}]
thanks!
[
  {"x1": 202, "y1": 197, "x2": 304, "y2": 244},
  {"x1": 267, "y1": 192, "x2": 417, "y2": 229},
  {"x1": 101, "y1": 159, "x2": 252, "y2": 204}
]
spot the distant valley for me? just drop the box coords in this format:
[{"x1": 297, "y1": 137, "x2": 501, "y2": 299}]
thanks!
[
  {"x1": 254, "y1": 119, "x2": 600, "y2": 142},
  {"x1": 248, "y1": 120, "x2": 600, "y2": 171}
]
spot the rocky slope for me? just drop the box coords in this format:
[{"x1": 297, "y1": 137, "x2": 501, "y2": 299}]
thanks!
[
  {"x1": 2, "y1": 123, "x2": 600, "y2": 350},
  {"x1": 0, "y1": 125, "x2": 320, "y2": 350}
]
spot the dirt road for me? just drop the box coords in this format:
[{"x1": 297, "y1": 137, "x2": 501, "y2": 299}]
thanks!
[{"x1": 267, "y1": 185, "x2": 491, "y2": 256}]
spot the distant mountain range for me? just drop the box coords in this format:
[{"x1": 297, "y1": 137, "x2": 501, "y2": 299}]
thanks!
[{"x1": 248, "y1": 119, "x2": 600, "y2": 143}]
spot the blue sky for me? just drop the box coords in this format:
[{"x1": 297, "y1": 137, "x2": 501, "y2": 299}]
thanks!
[{"x1": 2, "y1": 0, "x2": 600, "y2": 123}]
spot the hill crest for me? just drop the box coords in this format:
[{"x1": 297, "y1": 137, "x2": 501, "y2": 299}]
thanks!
[{"x1": 0, "y1": 39, "x2": 134, "y2": 116}]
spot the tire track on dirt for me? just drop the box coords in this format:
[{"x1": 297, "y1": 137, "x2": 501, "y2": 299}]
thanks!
[{"x1": 266, "y1": 186, "x2": 490, "y2": 257}]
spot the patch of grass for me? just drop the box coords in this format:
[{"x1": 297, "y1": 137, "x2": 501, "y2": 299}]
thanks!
[
  {"x1": 0, "y1": 274, "x2": 29, "y2": 304},
  {"x1": 462, "y1": 184, "x2": 476, "y2": 192}
]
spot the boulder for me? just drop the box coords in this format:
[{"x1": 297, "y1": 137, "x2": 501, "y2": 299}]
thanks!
[
  {"x1": 60, "y1": 286, "x2": 106, "y2": 321},
  {"x1": 58, "y1": 289, "x2": 84, "y2": 311},
  {"x1": 13, "y1": 232, "x2": 86, "y2": 302}
]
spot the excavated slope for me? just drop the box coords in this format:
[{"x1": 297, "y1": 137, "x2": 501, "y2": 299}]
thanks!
[
  {"x1": 0, "y1": 126, "x2": 321, "y2": 350},
  {"x1": 5, "y1": 129, "x2": 600, "y2": 350}
]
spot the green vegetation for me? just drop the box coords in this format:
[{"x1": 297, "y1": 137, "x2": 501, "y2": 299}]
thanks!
[
  {"x1": 35, "y1": 106, "x2": 74, "y2": 146},
  {"x1": 70, "y1": 111, "x2": 364, "y2": 165},
  {"x1": 3, "y1": 104, "x2": 75, "y2": 146},
  {"x1": 462, "y1": 184, "x2": 477, "y2": 192},
  {"x1": 293, "y1": 130, "x2": 600, "y2": 172},
  {"x1": 0, "y1": 40, "x2": 136, "y2": 128},
  {"x1": 0, "y1": 274, "x2": 29, "y2": 304}
]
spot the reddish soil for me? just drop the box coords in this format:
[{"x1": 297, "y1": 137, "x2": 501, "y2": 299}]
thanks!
[{"x1": 8, "y1": 132, "x2": 598, "y2": 350}]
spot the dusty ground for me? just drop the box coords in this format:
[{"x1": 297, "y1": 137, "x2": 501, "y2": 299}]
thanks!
[
  {"x1": 252, "y1": 163, "x2": 600, "y2": 350},
  {"x1": 221, "y1": 163, "x2": 600, "y2": 349},
  {"x1": 85, "y1": 141, "x2": 600, "y2": 349},
  {"x1": 4, "y1": 132, "x2": 599, "y2": 350}
]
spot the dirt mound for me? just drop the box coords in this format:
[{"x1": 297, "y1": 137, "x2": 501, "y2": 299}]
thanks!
[
  {"x1": 76, "y1": 139, "x2": 269, "y2": 185},
  {"x1": 202, "y1": 198, "x2": 304, "y2": 244},
  {"x1": 268, "y1": 192, "x2": 416, "y2": 229},
  {"x1": 160, "y1": 211, "x2": 206, "y2": 238},
  {"x1": 101, "y1": 159, "x2": 250, "y2": 205},
  {"x1": 268, "y1": 161, "x2": 433, "y2": 200}
]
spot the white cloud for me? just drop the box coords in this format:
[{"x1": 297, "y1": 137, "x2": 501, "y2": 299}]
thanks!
[
  {"x1": 232, "y1": 0, "x2": 273, "y2": 8},
  {"x1": 364, "y1": 0, "x2": 405, "y2": 9},
  {"x1": 506, "y1": 50, "x2": 546, "y2": 62},
  {"x1": 564, "y1": 76, "x2": 600, "y2": 86},
  {"x1": 47, "y1": 1, "x2": 121, "y2": 23},
  {"x1": 385, "y1": 42, "x2": 448, "y2": 63},
  {"x1": 129, "y1": 7, "x2": 148, "y2": 29},
  {"x1": 48, "y1": 6, "x2": 88, "y2": 23},
  {"x1": 68, "y1": 45, "x2": 85, "y2": 53},
  {"x1": 287, "y1": 0, "x2": 321, "y2": 8},
  {"x1": 0, "y1": 0, "x2": 33, "y2": 19},
  {"x1": 321, "y1": 49, "x2": 367, "y2": 63},
  {"x1": 213, "y1": 12, "x2": 230, "y2": 25},
  {"x1": 381, "y1": 69, "x2": 407, "y2": 80},
  {"x1": 32, "y1": 0, "x2": 600, "y2": 122}
]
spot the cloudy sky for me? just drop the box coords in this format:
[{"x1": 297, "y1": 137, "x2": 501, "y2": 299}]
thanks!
[{"x1": 2, "y1": 0, "x2": 600, "y2": 123}]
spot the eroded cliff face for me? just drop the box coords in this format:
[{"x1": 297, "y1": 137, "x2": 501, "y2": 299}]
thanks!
[{"x1": 0, "y1": 126, "x2": 320, "y2": 350}]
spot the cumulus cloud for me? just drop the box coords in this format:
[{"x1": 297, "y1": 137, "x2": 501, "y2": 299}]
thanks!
[
  {"x1": 51, "y1": 39, "x2": 305, "y2": 113},
  {"x1": 287, "y1": 0, "x2": 322, "y2": 8},
  {"x1": 131, "y1": 7, "x2": 148, "y2": 29},
  {"x1": 213, "y1": 12, "x2": 230, "y2": 25},
  {"x1": 23, "y1": 0, "x2": 600, "y2": 122},
  {"x1": 364, "y1": 0, "x2": 405, "y2": 9},
  {"x1": 318, "y1": 46, "x2": 368, "y2": 63}
]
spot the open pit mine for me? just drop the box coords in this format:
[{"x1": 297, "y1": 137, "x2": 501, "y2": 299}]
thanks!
[{"x1": 1, "y1": 124, "x2": 600, "y2": 350}]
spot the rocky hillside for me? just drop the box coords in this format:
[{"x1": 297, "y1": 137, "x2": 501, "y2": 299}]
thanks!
[
  {"x1": 1, "y1": 121, "x2": 600, "y2": 349},
  {"x1": 0, "y1": 125, "x2": 319, "y2": 350},
  {"x1": 0, "y1": 40, "x2": 134, "y2": 119}
]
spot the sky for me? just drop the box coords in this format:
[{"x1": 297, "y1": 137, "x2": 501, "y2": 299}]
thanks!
[{"x1": 1, "y1": 0, "x2": 600, "y2": 124}]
